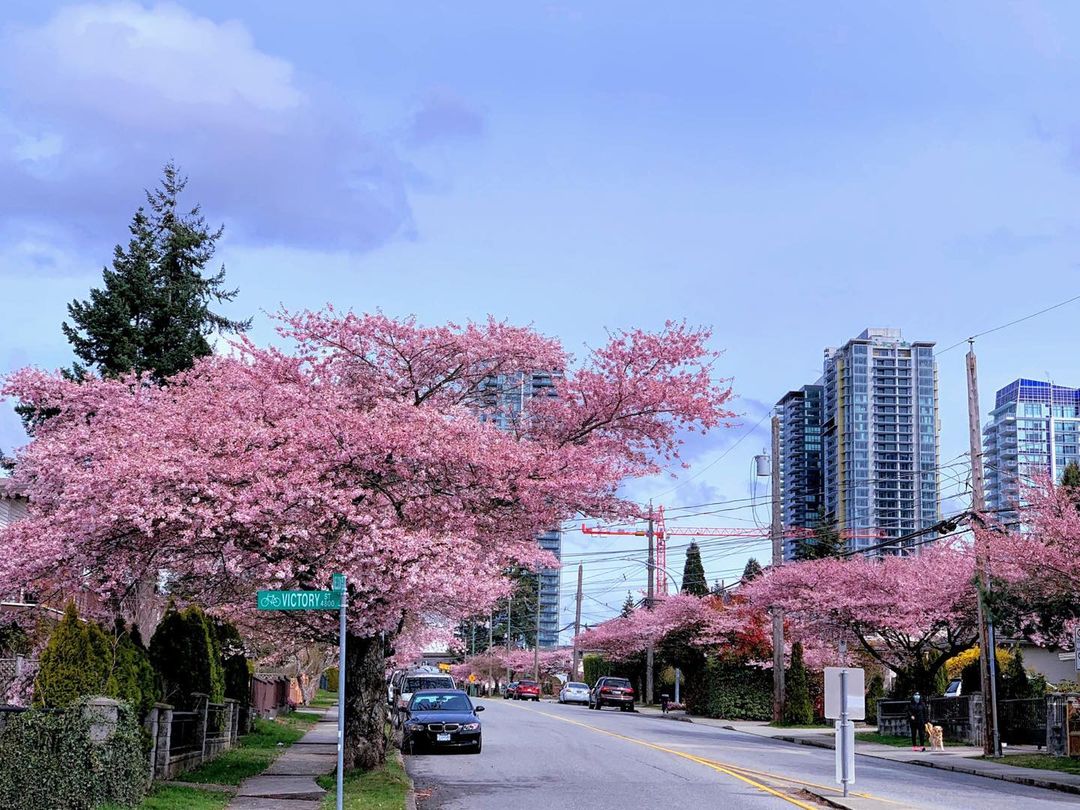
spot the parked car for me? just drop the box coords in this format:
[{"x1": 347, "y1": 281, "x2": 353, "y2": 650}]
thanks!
[
  {"x1": 589, "y1": 676, "x2": 635, "y2": 711},
  {"x1": 559, "y1": 681, "x2": 590, "y2": 705},
  {"x1": 401, "y1": 689, "x2": 484, "y2": 754},
  {"x1": 394, "y1": 671, "x2": 456, "y2": 726},
  {"x1": 504, "y1": 681, "x2": 520, "y2": 699},
  {"x1": 516, "y1": 680, "x2": 541, "y2": 701}
]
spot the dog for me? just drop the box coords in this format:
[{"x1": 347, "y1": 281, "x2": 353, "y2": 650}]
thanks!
[{"x1": 924, "y1": 722, "x2": 945, "y2": 751}]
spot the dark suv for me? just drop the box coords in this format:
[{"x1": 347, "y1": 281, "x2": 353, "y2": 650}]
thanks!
[{"x1": 589, "y1": 677, "x2": 635, "y2": 711}]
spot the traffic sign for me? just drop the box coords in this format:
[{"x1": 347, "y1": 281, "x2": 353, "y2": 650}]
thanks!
[
  {"x1": 257, "y1": 590, "x2": 341, "y2": 611},
  {"x1": 468, "y1": 674, "x2": 477, "y2": 683},
  {"x1": 332, "y1": 573, "x2": 346, "y2": 592},
  {"x1": 824, "y1": 667, "x2": 865, "y2": 720}
]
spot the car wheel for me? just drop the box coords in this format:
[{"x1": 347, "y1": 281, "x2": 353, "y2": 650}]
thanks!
[
  {"x1": 471, "y1": 737, "x2": 483, "y2": 754},
  {"x1": 628, "y1": 703, "x2": 635, "y2": 712}
]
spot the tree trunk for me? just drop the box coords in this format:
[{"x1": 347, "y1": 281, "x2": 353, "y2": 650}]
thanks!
[{"x1": 343, "y1": 632, "x2": 386, "y2": 772}]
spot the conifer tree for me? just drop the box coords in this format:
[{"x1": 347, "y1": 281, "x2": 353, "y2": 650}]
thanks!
[
  {"x1": 741, "y1": 557, "x2": 763, "y2": 583},
  {"x1": 783, "y1": 641, "x2": 814, "y2": 725},
  {"x1": 796, "y1": 506, "x2": 846, "y2": 560},
  {"x1": 680, "y1": 542, "x2": 709, "y2": 596},
  {"x1": 621, "y1": 592, "x2": 636, "y2": 617},
  {"x1": 62, "y1": 162, "x2": 250, "y2": 383}
]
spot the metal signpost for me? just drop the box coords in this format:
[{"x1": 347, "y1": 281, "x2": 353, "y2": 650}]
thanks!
[
  {"x1": 1075, "y1": 627, "x2": 1080, "y2": 673},
  {"x1": 824, "y1": 667, "x2": 864, "y2": 798},
  {"x1": 258, "y1": 574, "x2": 347, "y2": 810}
]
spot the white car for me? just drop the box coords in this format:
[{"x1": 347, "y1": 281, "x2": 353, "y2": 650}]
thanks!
[
  {"x1": 394, "y1": 672, "x2": 456, "y2": 726},
  {"x1": 559, "y1": 681, "x2": 591, "y2": 705}
]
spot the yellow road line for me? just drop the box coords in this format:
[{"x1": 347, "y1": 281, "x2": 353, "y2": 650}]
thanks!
[{"x1": 501, "y1": 702, "x2": 817, "y2": 809}]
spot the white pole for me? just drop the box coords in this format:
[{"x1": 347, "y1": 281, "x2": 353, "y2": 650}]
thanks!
[
  {"x1": 674, "y1": 668, "x2": 681, "y2": 704},
  {"x1": 840, "y1": 668, "x2": 850, "y2": 798},
  {"x1": 336, "y1": 585, "x2": 347, "y2": 810}
]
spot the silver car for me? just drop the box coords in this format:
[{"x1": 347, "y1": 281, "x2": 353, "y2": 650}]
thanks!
[{"x1": 559, "y1": 681, "x2": 591, "y2": 705}]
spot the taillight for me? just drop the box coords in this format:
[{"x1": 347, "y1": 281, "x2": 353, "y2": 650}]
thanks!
[{"x1": 600, "y1": 687, "x2": 611, "y2": 694}]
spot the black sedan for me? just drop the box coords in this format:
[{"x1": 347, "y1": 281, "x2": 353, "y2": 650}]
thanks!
[{"x1": 401, "y1": 689, "x2": 484, "y2": 754}]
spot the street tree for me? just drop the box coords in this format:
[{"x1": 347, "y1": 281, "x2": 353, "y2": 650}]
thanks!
[
  {"x1": 680, "y1": 542, "x2": 709, "y2": 596},
  {"x1": 741, "y1": 557, "x2": 763, "y2": 583},
  {"x1": 1, "y1": 311, "x2": 732, "y2": 771},
  {"x1": 61, "y1": 162, "x2": 250, "y2": 384},
  {"x1": 795, "y1": 507, "x2": 845, "y2": 560}
]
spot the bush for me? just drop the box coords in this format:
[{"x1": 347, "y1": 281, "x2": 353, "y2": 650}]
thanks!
[
  {"x1": 35, "y1": 606, "x2": 162, "y2": 720},
  {"x1": 150, "y1": 604, "x2": 225, "y2": 708},
  {"x1": 701, "y1": 659, "x2": 772, "y2": 720},
  {"x1": 214, "y1": 620, "x2": 251, "y2": 703},
  {"x1": 0, "y1": 698, "x2": 148, "y2": 809},
  {"x1": 583, "y1": 654, "x2": 613, "y2": 687},
  {"x1": 783, "y1": 642, "x2": 813, "y2": 725},
  {"x1": 865, "y1": 674, "x2": 885, "y2": 724},
  {"x1": 325, "y1": 667, "x2": 339, "y2": 693}
]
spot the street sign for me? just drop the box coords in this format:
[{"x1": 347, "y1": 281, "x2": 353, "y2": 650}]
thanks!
[
  {"x1": 438, "y1": 662, "x2": 452, "y2": 673},
  {"x1": 824, "y1": 667, "x2": 865, "y2": 720},
  {"x1": 332, "y1": 573, "x2": 346, "y2": 592},
  {"x1": 468, "y1": 674, "x2": 477, "y2": 683},
  {"x1": 257, "y1": 590, "x2": 341, "y2": 611},
  {"x1": 1074, "y1": 628, "x2": 1080, "y2": 672}
]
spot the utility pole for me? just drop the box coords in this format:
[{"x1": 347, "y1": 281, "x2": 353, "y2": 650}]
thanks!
[
  {"x1": 967, "y1": 340, "x2": 1001, "y2": 757},
  {"x1": 505, "y1": 593, "x2": 512, "y2": 688},
  {"x1": 770, "y1": 415, "x2": 786, "y2": 724},
  {"x1": 573, "y1": 564, "x2": 583, "y2": 680},
  {"x1": 646, "y1": 501, "x2": 656, "y2": 705},
  {"x1": 488, "y1": 609, "x2": 494, "y2": 694}
]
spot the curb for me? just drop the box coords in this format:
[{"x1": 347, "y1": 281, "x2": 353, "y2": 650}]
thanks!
[
  {"x1": 396, "y1": 749, "x2": 418, "y2": 810},
  {"x1": 722, "y1": 726, "x2": 1080, "y2": 798},
  {"x1": 803, "y1": 787, "x2": 917, "y2": 810}
]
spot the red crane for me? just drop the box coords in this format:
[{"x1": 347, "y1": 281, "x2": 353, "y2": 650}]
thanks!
[{"x1": 581, "y1": 505, "x2": 885, "y2": 596}]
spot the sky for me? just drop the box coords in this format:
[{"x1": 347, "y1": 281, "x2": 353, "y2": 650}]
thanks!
[{"x1": 2, "y1": 1, "x2": 1080, "y2": 641}]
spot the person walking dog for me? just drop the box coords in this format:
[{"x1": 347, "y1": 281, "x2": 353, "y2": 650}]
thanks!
[{"x1": 908, "y1": 692, "x2": 928, "y2": 751}]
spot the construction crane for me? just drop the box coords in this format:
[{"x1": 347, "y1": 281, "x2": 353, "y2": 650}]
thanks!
[{"x1": 581, "y1": 505, "x2": 885, "y2": 595}]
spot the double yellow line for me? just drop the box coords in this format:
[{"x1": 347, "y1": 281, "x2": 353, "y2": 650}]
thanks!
[{"x1": 503, "y1": 701, "x2": 901, "y2": 808}]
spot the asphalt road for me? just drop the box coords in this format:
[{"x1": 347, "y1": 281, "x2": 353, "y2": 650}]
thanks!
[{"x1": 405, "y1": 698, "x2": 1079, "y2": 810}]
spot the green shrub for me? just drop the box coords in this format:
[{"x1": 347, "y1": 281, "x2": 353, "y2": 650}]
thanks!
[
  {"x1": 34, "y1": 604, "x2": 112, "y2": 708},
  {"x1": 0, "y1": 698, "x2": 147, "y2": 809},
  {"x1": 106, "y1": 621, "x2": 161, "y2": 719},
  {"x1": 783, "y1": 642, "x2": 813, "y2": 725},
  {"x1": 150, "y1": 604, "x2": 224, "y2": 708},
  {"x1": 583, "y1": 655, "x2": 612, "y2": 687},
  {"x1": 214, "y1": 620, "x2": 251, "y2": 702},
  {"x1": 865, "y1": 674, "x2": 885, "y2": 724},
  {"x1": 701, "y1": 659, "x2": 772, "y2": 720},
  {"x1": 325, "y1": 667, "x2": 339, "y2": 693}
]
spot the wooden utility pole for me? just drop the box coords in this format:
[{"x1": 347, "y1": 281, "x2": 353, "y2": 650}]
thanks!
[
  {"x1": 967, "y1": 340, "x2": 1001, "y2": 757},
  {"x1": 771, "y1": 414, "x2": 786, "y2": 724},
  {"x1": 646, "y1": 502, "x2": 655, "y2": 705},
  {"x1": 573, "y1": 564, "x2": 583, "y2": 680}
]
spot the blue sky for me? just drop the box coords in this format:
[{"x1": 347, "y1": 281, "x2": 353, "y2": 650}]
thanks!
[{"x1": 2, "y1": 2, "x2": 1080, "y2": 636}]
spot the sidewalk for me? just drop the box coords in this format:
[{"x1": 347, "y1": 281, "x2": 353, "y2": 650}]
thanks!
[
  {"x1": 636, "y1": 707, "x2": 1080, "y2": 796},
  {"x1": 228, "y1": 706, "x2": 339, "y2": 810}
]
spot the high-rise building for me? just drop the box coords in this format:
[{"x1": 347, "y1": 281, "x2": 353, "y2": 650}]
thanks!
[
  {"x1": 983, "y1": 379, "x2": 1080, "y2": 523},
  {"x1": 477, "y1": 371, "x2": 561, "y2": 648},
  {"x1": 776, "y1": 383, "x2": 824, "y2": 561},
  {"x1": 822, "y1": 328, "x2": 939, "y2": 553}
]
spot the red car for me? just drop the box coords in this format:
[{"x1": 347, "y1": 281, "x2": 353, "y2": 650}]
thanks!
[
  {"x1": 589, "y1": 677, "x2": 635, "y2": 711},
  {"x1": 515, "y1": 680, "x2": 541, "y2": 701}
]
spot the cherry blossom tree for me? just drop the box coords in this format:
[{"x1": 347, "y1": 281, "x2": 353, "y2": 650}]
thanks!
[
  {"x1": 1, "y1": 310, "x2": 732, "y2": 770},
  {"x1": 739, "y1": 543, "x2": 980, "y2": 694}
]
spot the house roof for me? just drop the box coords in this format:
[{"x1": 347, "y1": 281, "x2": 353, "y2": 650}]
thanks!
[{"x1": 0, "y1": 479, "x2": 26, "y2": 500}]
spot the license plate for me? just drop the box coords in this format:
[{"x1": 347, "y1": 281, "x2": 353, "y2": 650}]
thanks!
[
  {"x1": 612, "y1": 689, "x2": 622, "y2": 694},
  {"x1": 436, "y1": 733, "x2": 451, "y2": 742}
]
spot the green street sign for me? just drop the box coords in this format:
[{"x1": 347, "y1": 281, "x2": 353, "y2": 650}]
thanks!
[
  {"x1": 257, "y1": 590, "x2": 342, "y2": 611},
  {"x1": 332, "y1": 573, "x2": 346, "y2": 592}
]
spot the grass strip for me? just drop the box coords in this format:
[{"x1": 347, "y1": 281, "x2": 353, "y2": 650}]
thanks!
[
  {"x1": 984, "y1": 753, "x2": 1080, "y2": 775},
  {"x1": 317, "y1": 754, "x2": 410, "y2": 810},
  {"x1": 855, "y1": 731, "x2": 964, "y2": 748},
  {"x1": 98, "y1": 783, "x2": 232, "y2": 810}
]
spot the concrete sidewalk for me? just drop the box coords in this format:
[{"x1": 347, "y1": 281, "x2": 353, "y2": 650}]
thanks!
[
  {"x1": 227, "y1": 706, "x2": 338, "y2": 810},
  {"x1": 636, "y1": 706, "x2": 1080, "y2": 797}
]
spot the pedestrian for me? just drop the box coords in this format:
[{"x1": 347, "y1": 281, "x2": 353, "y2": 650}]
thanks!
[{"x1": 908, "y1": 691, "x2": 928, "y2": 751}]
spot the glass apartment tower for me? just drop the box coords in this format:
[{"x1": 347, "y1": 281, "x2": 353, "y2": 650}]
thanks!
[
  {"x1": 822, "y1": 328, "x2": 939, "y2": 554},
  {"x1": 776, "y1": 384, "x2": 824, "y2": 561},
  {"x1": 983, "y1": 379, "x2": 1080, "y2": 524},
  {"x1": 477, "y1": 371, "x2": 561, "y2": 648}
]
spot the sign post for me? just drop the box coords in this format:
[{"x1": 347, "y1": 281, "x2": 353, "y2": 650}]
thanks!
[
  {"x1": 258, "y1": 575, "x2": 347, "y2": 810},
  {"x1": 1074, "y1": 628, "x2": 1080, "y2": 673},
  {"x1": 824, "y1": 667, "x2": 864, "y2": 798}
]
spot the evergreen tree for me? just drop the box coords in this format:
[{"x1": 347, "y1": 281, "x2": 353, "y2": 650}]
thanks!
[
  {"x1": 741, "y1": 557, "x2": 763, "y2": 583},
  {"x1": 104, "y1": 620, "x2": 161, "y2": 718},
  {"x1": 795, "y1": 507, "x2": 846, "y2": 561},
  {"x1": 149, "y1": 603, "x2": 225, "y2": 707},
  {"x1": 489, "y1": 567, "x2": 540, "y2": 648},
  {"x1": 35, "y1": 604, "x2": 111, "y2": 708},
  {"x1": 1063, "y1": 461, "x2": 1080, "y2": 513},
  {"x1": 621, "y1": 592, "x2": 636, "y2": 617},
  {"x1": 1001, "y1": 648, "x2": 1035, "y2": 701},
  {"x1": 62, "y1": 162, "x2": 250, "y2": 384},
  {"x1": 680, "y1": 542, "x2": 709, "y2": 596},
  {"x1": 783, "y1": 641, "x2": 814, "y2": 725},
  {"x1": 214, "y1": 619, "x2": 251, "y2": 703}
]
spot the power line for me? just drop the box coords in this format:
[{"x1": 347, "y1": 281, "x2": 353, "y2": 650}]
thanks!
[{"x1": 936, "y1": 292, "x2": 1080, "y2": 356}]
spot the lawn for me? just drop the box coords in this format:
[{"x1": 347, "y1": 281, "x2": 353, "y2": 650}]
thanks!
[
  {"x1": 988, "y1": 753, "x2": 1080, "y2": 775},
  {"x1": 856, "y1": 731, "x2": 964, "y2": 748},
  {"x1": 311, "y1": 689, "x2": 338, "y2": 708},
  {"x1": 173, "y1": 712, "x2": 320, "y2": 785},
  {"x1": 98, "y1": 784, "x2": 232, "y2": 810},
  {"x1": 317, "y1": 755, "x2": 410, "y2": 810}
]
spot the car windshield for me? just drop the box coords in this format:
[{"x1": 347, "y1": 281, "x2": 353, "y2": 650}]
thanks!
[
  {"x1": 604, "y1": 678, "x2": 631, "y2": 688},
  {"x1": 409, "y1": 692, "x2": 472, "y2": 712},
  {"x1": 567, "y1": 683, "x2": 588, "y2": 690},
  {"x1": 404, "y1": 676, "x2": 454, "y2": 693},
  {"x1": 519, "y1": 680, "x2": 538, "y2": 686}
]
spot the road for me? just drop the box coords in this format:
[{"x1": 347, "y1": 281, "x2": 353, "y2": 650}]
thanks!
[{"x1": 405, "y1": 698, "x2": 1078, "y2": 810}]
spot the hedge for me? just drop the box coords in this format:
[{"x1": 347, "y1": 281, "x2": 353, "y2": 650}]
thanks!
[
  {"x1": 0, "y1": 698, "x2": 147, "y2": 810},
  {"x1": 700, "y1": 660, "x2": 772, "y2": 720},
  {"x1": 150, "y1": 604, "x2": 225, "y2": 708},
  {"x1": 583, "y1": 654, "x2": 613, "y2": 687}
]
